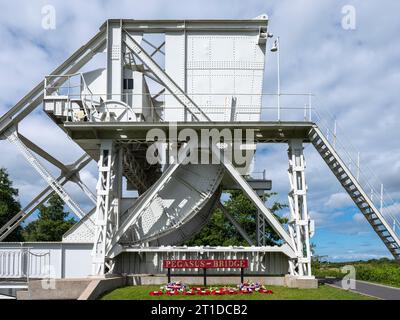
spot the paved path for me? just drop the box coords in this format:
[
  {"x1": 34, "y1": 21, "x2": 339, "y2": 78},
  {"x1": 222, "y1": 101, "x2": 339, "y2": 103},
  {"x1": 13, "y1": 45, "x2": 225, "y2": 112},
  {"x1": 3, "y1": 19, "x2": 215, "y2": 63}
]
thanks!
[{"x1": 321, "y1": 278, "x2": 400, "y2": 300}]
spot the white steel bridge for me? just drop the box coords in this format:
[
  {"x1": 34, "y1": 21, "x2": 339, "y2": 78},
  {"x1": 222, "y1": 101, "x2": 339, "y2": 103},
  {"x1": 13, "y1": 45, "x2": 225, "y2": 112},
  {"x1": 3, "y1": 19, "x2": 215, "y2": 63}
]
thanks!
[{"x1": 0, "y1": 16, "x2": 399, "y2": 285}]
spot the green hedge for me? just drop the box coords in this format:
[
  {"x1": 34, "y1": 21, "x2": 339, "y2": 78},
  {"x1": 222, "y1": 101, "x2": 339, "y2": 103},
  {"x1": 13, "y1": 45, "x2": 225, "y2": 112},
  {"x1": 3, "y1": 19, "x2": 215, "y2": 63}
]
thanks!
[
  {"x1": 313, "y1": 259, "x2": 400, "y2": 288},
  {"x1": 355, "y1": 263, "x2": 400, "y2": 287}
]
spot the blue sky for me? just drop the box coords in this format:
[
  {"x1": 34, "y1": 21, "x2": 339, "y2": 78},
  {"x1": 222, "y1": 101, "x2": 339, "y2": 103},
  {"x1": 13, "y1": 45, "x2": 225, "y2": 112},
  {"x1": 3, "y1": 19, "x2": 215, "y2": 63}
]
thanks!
[{"x1": 0, "y1": 0, "x2": 399, "y2": 261}]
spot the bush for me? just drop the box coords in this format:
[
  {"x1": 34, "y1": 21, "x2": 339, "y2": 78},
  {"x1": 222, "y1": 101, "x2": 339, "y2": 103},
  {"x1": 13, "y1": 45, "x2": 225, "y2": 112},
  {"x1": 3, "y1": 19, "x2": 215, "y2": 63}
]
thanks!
[{"x1": 313, "y1": 259, "x2": 400, "y2": 288}]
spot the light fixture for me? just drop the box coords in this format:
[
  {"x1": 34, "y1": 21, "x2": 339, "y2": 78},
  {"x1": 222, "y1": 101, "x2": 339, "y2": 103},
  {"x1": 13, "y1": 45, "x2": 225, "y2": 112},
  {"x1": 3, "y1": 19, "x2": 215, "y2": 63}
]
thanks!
[{"x1": 270, "y1": 39, "x2": 279, "y2": 52}]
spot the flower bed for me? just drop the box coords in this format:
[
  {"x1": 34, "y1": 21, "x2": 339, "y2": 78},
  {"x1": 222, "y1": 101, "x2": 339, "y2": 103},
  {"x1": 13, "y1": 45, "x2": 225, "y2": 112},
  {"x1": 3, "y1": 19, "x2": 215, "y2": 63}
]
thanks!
[{"x1": 149, "y1": 281, "x2": 273, "y2": 296}]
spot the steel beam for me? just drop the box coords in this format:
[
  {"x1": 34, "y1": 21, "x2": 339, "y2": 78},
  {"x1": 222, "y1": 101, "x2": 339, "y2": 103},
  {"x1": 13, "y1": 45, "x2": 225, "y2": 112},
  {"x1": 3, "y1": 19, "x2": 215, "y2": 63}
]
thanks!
[
  {"x1": 211, "y1": 144, "x2": 295, "y2": 255},
  {"x1": 101, "y1": 18, "x2": 268, "y2": 33},
  {"x1": 257, "y1": 210, "x2": 267, "y2": 246},
  {"x1": 0, "y1": 30, "x2": 106, "y2": 136},
  {"x1": 18, "y1": 133, "x2": 69, "y2": 172},
  {"x1": 0, "y1": 154, "x2": 92, "y2": 241},
  {"x1": 287, "y1": 139, "x2": 312, "y2": 277},
  {"x1": 91, "y1": 141, "x2": 123, "y2": 275},
  {"x1": 122, "y1": 30, "x2": 210, "y2": 121},
  {"x1": 218, "y1": 203, "x2": 254, "y2": 246}
]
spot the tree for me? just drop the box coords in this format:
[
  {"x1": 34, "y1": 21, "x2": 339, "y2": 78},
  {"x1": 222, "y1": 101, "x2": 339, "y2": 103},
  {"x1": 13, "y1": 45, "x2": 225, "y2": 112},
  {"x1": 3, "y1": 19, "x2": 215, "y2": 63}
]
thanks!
[
  {"x1": 0, "y1": 168, "x2": 23, "y2": 241},
  {"x1": 185, "y1": 190, "x2": 288, "y2": 246},
  {"x1": 23, "y1": 194, "x2": 76, "y2": 242}
]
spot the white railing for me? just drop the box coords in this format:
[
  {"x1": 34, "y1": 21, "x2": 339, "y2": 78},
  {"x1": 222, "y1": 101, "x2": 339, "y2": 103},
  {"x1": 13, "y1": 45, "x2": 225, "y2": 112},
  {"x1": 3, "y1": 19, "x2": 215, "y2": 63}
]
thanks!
[
  {"x1": 0, "y1": 247, "x2": 50, "y2": 279},
  {"x1": 0, "y1": 248, "x2": 28, "y2": 278}
]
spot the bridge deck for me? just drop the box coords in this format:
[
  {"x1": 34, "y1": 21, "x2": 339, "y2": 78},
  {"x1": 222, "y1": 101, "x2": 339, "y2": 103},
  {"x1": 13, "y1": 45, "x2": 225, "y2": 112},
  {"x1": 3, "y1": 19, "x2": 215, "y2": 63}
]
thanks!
[{"x1": 64, "y1": 121, "x2": 315, "y2": 143}]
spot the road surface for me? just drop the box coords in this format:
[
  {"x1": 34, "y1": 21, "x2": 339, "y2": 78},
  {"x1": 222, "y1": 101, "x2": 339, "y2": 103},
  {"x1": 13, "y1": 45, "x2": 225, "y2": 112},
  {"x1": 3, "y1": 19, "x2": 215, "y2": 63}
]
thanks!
[{"x1": 321, "y1": 278, "x2": 400, "y2": 300}]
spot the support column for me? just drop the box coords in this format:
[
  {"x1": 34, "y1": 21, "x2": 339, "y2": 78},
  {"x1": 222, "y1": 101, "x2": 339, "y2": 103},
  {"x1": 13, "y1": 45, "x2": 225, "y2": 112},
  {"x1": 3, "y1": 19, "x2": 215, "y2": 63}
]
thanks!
[
  {"x1": 287, "y1": 139, "x2": 313, "y2": 278},
  {"x1": 92, "y1": 140, "x2": 122, "y2": 276}
]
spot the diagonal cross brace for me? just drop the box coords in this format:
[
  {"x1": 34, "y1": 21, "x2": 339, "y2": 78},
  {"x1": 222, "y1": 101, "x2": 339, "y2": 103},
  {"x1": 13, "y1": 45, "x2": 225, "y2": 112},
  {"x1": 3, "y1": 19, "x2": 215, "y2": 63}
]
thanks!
[
  {"x1": 19, "y1": 133, "x2": 97, "y2": 204},
  {"x1": 0, "y1": 154, "x2": 92, "y2": 241},
  {"x1": 218, "y1": 203, "x2": 254, "y2": 246},
  {"x1": 122, "y1": 30, "x2": 210, "y2": 122},
  {"x1": 211, "y1": 144, "x2": 295, "y2": 254},
  {"x1": 0, "y1": 30, "x2": 106, "y2": 136},
  {"x1": 4, "y1": 127, "x2": 92, "y2": 220}
]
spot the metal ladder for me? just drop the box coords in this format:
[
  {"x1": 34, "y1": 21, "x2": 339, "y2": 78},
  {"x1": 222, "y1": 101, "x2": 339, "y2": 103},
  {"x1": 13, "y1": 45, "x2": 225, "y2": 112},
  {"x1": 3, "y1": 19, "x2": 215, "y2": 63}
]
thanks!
[
  {"x1": 309, "y1": 126, "x2": 400, "y2": 259},
  {"x1": 4, "y1": 128, "x2": 86, "y2": 219}
]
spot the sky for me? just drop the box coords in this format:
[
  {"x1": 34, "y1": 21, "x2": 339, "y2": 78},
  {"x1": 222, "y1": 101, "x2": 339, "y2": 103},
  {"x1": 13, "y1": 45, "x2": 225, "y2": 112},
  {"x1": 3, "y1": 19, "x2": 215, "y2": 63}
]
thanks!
[{"x1": 0, "y1": 0, "x2": 400, "y2": 262}]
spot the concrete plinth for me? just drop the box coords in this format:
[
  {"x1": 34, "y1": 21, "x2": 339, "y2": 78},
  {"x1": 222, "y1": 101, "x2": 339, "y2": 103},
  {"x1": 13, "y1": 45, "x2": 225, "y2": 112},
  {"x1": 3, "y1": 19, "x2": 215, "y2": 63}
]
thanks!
[
  {"x1": 17, "y1": 278, "x2": 92, "y2": 300},
  {"x1": 285, "y1": 275, "x2": 318, "y2": 289},
  {"x1": 17, "y1": 276, "x2": 127, "y2": 300}
]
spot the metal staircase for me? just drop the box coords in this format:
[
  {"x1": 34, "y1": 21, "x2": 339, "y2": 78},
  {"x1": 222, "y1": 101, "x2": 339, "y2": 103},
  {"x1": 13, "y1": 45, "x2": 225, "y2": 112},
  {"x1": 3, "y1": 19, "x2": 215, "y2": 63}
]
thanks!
[{"x1": 309, "y1": 126, "x2": 400, "y2": 260}]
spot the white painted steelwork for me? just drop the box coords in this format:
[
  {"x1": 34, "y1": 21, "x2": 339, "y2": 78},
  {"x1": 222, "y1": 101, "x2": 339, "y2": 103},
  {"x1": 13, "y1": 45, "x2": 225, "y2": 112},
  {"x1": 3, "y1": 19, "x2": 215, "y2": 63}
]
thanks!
[
  {"x1": 0, "y1": 243, "x2": 291, "y2": 279},
  {"x1": 115, "y1": 246, "x2": 291, "y2": 275},
  {"x1": 0, "y1": 16, "x2": 398, "y2": 283},
  {"x1": 287, "y1": 140, "x2": 313, "y2": 277}
]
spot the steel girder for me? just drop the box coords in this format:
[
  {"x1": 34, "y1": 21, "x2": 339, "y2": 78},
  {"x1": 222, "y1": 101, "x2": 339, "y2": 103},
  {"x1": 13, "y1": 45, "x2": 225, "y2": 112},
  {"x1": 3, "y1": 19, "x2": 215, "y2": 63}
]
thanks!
[
  {"x1": 122, "y1": 30, "x2": 210, "y2": 122},
  {"x1": 218, "y1": 203, "x2": 254, "y2": 246},
  {"x1": 92, "y1": 141, "x2": 123, "y2": 275},
  {"x1": 0, "y1": 154, "x2": 93, "y2": 241},
  {"x1": 0, "y1": 28, "x2": 107, "y2": 242},
  {"x1": 211, "y1": 145, "x2": 294, "y2": 246},
  {"x1": 287, "y1": 139, "x2": 312, "y2": 277},
  {"x1": 0, "y1": 30, "x2": 106, "y2": 136},
  {"x1": 257, "y1": 210, "x2": 268, "y2": 246}
]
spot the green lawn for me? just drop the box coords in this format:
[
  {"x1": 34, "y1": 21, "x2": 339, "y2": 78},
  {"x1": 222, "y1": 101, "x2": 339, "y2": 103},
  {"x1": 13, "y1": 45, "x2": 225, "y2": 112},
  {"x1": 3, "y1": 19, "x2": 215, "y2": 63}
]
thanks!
[{"x1": 100, "y1": 284, "x2": 374, "y2": 300}]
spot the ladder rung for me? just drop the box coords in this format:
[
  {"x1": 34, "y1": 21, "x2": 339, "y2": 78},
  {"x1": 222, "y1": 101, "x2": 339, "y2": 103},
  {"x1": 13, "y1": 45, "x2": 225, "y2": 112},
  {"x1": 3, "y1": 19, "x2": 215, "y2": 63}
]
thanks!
[
  {"x1": 354, "y1": 197, "x2": 365, "y2": 203},
  {"x1": 383, "y1": 239, "x2": 397, "y2": 244}
]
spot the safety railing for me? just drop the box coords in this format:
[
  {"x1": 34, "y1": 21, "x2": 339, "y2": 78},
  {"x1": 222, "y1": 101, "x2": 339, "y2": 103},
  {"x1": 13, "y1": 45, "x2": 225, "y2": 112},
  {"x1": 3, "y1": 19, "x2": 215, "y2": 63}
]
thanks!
[
  {"x1": 309, "y1": 98, "x2": 400, "y2": 240},
  {"x1": 44, "y1": 89, "x2": 314, "y2": 123},
  {"x1": 44, "y1": 73, "x2": 90, "y2": 98},
  {"x1": 0, "y1": 247, "x2": 51, "y2": 280}
]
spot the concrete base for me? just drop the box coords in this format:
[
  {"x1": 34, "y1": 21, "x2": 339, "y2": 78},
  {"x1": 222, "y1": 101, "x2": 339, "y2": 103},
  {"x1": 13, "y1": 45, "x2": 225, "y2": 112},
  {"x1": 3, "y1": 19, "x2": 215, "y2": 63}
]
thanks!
[
  {"x1": 130, "y1": 275, "x2": 286, "y2": 286},
  {"x1": 17, "y1": 277, "x2": 127, "y2": 300},
  {"x1": 17, "y1": 278, "x2": 92, "y2": 300},
  {"x1": 78, "y1": 276, "x2": 127, "y2": 300},
  {"x1": 15, "y1": 274, "x2": 318, "y2": 299},
  {"x1": 285, "y1": 275, "x2": 318, "y2": 289}
]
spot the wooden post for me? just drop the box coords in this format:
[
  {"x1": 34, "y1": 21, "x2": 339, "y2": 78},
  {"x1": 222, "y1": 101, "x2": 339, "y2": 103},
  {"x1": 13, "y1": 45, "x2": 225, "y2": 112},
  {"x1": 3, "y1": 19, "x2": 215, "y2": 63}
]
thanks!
[
  {"x1": 241, "y1": 268, "x2": 244, "y2": 284},
  {"x1": 167, "y1": 268, "x2": 171, "y2": 283},
  {"x1": 203, "y1": 268, "x2": 207, "y2": 287}
]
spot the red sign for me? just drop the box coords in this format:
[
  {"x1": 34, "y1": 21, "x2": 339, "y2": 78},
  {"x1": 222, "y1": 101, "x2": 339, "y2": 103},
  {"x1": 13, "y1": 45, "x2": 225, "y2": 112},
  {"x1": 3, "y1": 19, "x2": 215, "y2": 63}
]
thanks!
[{"x1": 163, "y1": 259, "x2": 249, "y2": 269}]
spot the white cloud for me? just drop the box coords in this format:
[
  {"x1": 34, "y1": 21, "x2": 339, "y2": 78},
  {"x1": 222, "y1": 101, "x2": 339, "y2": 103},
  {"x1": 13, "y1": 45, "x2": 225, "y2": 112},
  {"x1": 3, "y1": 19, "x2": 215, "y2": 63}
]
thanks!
[
  {"x1": 353, "y1": 213, "x2": 365, "y2": 223},
  {"x1": 325, "y1": 192, "x2": 352, "y2": 209}
]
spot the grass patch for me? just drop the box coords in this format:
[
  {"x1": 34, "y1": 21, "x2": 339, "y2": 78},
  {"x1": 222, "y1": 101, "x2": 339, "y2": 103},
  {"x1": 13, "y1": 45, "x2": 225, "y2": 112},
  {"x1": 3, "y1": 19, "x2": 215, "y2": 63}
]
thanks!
[{"x1": 100, "y1": 284, "x2": 373, "y2": 300}]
